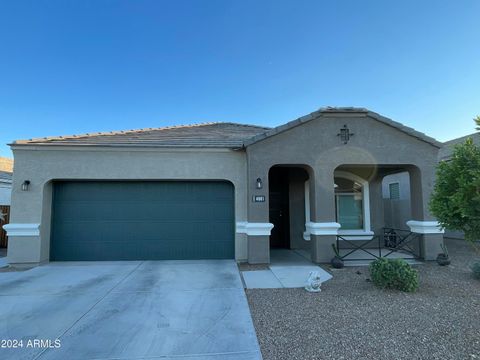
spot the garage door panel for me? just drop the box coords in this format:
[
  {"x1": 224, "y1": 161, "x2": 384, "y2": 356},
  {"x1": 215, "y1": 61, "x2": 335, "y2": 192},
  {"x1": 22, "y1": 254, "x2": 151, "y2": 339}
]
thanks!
[
  {"x1": 203, "y1": 204, "x2": 234, "y2": 220},
  {"x1": 51, "y1": 181, "x2": 234, "y2": 261},
  {"x1": 55, "y1": 206, "x2": 233, "y2": 223}
]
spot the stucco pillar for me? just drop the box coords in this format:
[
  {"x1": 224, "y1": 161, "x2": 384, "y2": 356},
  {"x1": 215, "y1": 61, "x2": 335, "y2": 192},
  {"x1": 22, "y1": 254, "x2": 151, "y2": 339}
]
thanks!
[
  {"x1": 407, "y1": 166, "x2": 444, "y2": 260},
  {"x1": 3, "y1": 175, "x2": 48, "y2": 266},
  {"x1": 369, "y1": 175, "x2": 385, "y2": 234},
  {"x1": 309, "y1": 167, "x2": 339, "y2": 263},
  {"x1": 247, "y1": 235, "x2": 270, "y2": 264},
  {"x1": 245, "y1": 155, "x2": 272, "y2": 263}
]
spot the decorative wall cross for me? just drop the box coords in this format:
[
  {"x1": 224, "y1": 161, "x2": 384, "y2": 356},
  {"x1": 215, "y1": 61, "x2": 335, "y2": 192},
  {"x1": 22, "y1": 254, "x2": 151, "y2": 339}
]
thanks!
[{"x1": 337, "y1": 125, "x2": 354, "y2": 144}]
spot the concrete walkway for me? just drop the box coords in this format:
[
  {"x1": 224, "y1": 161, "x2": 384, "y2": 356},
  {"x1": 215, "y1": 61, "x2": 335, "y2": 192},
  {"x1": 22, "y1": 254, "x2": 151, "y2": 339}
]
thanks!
[
  {"x1": 0, "y1": 257, "x2": 8, "y2": 268},
  {"x1": 241, "y1": 249, "x2": 332, "y2": 289},
  {"x1": 0, "y1": 260, "x2": 262, "y2": 360}
]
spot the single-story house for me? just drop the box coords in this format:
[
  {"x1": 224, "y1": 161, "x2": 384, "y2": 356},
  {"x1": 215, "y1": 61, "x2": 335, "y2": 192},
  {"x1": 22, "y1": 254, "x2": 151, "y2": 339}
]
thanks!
[
  {"x1": 0, "y1": 157, "x2": 14, "y2": 208},
  {"x1": 3, "y1": 107, "x2": 445, "y2": 266},
  {"x1": 438, "y1": 132, "x2": 480, "y2": 162},
  {"x1": 0, "y1": 170, "x2": 12, "y2": 206}
]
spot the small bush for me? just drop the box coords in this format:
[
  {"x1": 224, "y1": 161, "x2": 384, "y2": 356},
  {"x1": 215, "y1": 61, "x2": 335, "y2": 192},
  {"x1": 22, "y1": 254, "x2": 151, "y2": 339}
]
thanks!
[
  {"x1": 472, "y1": 262, "x2": 480, "y2": 280},
  {"x1": 369, "y1": 258, "x2": 419, "y2": 292}
]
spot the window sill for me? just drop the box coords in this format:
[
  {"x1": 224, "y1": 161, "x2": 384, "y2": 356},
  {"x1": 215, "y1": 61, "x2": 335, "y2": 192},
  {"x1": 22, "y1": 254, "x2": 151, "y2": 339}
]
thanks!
[{"x1": 338, "y1": 230, "x2": 374, "y2": 240}]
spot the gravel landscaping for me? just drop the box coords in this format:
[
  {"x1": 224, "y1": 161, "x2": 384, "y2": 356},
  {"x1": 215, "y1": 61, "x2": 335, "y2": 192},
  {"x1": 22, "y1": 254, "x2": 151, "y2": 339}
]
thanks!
[{"x1": 246, "y1": 238, "x2": 480, "y2": 360}]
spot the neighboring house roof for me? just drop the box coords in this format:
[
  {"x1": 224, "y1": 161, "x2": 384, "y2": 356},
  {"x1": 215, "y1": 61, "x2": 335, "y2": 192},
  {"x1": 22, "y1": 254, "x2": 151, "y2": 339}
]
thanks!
[
  {"x1": 12, "y1": 123, "x2": 270, "y2": 149},
  {"x1": 10, "y1": 107, "x2": 442, "y2": 149},
  {"x1": 0, "y1": 157, "x2": 13, "y2": 172},
  {"x1": 244, "y1": 107, "x2": 442, "y2": 148},
  {"x1": 0, "y1": 171, "x2": 12, "y2": 184},
  {"x1": 439, "y1": 132, "x2": 480, "y2": 161}
]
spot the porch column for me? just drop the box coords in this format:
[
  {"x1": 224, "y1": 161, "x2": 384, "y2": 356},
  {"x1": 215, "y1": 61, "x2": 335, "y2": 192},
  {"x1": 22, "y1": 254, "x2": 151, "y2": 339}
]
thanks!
[
  {"x1": 407, "y1": 166, "x2": 444, "y2": 260},
  {"x1": 244, "y1": 156, "x2": 272, "y2": 264},
  {"x1": 4, "y1": 178, "x2": 51, "y2": 266},
  {"x1": 309, "y1": 167, "x2": 340, "y2": 263},
  {"x1": 368, "y1": 175, "x2": 385, "y2": 234}
]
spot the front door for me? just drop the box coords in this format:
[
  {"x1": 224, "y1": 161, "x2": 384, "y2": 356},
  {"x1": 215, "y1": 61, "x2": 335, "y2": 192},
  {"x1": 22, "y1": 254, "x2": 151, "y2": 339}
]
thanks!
[{"x1": 269, "y1": 167, "x2": 290, "y2": 248}]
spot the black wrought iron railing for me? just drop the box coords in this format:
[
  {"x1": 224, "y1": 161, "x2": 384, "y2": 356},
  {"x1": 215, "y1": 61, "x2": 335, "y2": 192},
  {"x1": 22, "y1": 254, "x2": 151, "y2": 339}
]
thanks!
[
  {"x1": 382, "y1": 227, "x2": 422, "y2": 259},
  {"x1": 336, "y1": 228, "x2": 421, "y2": 261}
]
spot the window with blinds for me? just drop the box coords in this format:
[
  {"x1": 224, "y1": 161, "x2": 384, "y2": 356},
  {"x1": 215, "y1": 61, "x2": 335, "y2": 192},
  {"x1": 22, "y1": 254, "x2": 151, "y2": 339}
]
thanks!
[{"x1": 389, "y1": 182, "x2": 400, "y2": 200}]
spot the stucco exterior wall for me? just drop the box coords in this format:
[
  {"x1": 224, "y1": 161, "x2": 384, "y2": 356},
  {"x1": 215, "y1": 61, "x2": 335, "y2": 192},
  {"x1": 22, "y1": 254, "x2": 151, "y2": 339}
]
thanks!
[
  {"x1": 8, "y1": 146, "x2": 248, "y2": 264},
  {"x1": 382, "y1": 171, "x2": 412, "y2": 230},
  {"x1": 382, "y1": 172, "x2": 411, "y2": 200}
]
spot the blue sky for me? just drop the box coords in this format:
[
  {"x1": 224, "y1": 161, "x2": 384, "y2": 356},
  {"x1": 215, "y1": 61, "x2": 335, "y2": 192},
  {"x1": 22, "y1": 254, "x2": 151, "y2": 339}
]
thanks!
[{"x1": 0, "y1": 1, "x2": 479, "y2": 158}]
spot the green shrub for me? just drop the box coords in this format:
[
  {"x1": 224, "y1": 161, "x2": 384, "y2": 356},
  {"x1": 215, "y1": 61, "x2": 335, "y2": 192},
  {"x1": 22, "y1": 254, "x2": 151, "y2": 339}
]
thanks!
[
  {"x1": 472, "y1": 262, "x2": 480, "y2": 280},
  {"x1": 369, "y1": 258, "x2": 419, "y2": 292},
  {"x1": 429, "y1": 137, "x2": 480, "y2": 243}
]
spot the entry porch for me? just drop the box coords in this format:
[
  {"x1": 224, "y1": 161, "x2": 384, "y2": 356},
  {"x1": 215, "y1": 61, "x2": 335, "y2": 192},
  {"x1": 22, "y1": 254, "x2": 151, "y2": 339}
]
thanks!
[{"x1": 246, "y1": 163, "x2": 444, "y2": 264}]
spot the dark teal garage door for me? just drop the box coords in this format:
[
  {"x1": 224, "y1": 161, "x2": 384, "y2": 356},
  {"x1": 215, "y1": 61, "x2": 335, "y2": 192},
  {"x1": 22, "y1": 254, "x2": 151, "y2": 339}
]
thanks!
[{"x1": 50, "y1": 181, "x2": 235, "y2": 261}]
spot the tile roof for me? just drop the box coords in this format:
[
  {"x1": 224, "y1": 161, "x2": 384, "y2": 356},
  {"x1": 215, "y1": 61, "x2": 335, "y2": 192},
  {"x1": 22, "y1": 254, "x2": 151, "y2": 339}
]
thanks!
[
  {"x1": 10, "y1": 107, "x2": 442, "y2": 149},
  {"x1": 13, "y1": 122, "x2": 270, "y2": 149}
]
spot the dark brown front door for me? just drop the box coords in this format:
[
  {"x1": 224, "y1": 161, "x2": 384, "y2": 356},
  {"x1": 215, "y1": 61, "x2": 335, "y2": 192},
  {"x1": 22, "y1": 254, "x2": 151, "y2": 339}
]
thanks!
[{"x1": 269, "y1": 167, "x2": 290, "y2": 248}]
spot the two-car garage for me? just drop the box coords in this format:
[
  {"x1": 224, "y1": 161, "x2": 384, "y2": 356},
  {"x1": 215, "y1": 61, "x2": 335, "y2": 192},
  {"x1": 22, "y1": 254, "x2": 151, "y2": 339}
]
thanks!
[{"x1": 50, "y1": 181, "x2": 235, "y2": 261}]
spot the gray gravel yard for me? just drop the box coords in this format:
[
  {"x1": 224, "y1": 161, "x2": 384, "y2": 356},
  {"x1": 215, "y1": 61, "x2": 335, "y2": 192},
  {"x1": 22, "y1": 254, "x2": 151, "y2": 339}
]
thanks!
[{"x1": 246, "y1": 238, "x2": 480, "y2": 360}]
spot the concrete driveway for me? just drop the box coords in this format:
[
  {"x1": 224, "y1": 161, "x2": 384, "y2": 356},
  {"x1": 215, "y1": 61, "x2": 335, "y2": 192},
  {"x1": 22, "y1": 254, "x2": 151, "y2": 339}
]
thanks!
[{"x1": 0, "y1": 260, "x2": 262, "y2": 360}]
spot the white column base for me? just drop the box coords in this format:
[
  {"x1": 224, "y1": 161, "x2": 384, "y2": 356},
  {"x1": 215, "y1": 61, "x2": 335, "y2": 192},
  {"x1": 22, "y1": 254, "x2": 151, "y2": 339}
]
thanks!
[
  {"x1": 406, "y1": 220, "x2": 444, "y2": 234},
  {"x1": 236, "y1": 222, "x2": 274, "y2": 236},
  {"x1": 3, "y1": 223, "x2": 40, "y2": 237},
  {"x1": 338, "y1": 230, "x2": 374, "y2": 240},
  {"x1": 305, "y1": 222, "x2": 341, "y2": 236}
]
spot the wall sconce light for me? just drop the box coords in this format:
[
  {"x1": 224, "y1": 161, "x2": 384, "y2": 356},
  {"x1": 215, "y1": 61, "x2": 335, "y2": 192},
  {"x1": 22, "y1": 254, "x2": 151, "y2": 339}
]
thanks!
[
  {"x1": 21, "y1": 180, "x2": 30, "y2": 191},
  {"x1": 256, "y1": 178, "x2": 263, "y2": 189}
]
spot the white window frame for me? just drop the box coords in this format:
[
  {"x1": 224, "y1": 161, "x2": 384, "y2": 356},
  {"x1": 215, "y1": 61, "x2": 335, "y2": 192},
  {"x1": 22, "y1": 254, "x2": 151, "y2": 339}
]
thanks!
[
  {"x1": 334, "y1": 171, "x2": 373, "y2": 239},
  {"x1": 303, "y1": 172, "x2": 373, "y2": 240},
  {"x1": 303, "y1": 180, "x2": 311, "y2": 240}
]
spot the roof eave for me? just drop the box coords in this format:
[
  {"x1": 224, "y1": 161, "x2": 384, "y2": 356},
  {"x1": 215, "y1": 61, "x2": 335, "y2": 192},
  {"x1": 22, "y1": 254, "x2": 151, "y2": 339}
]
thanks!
[
  {"x1": 243, "y1": 110, "x2": 324, "y2": 147},
  {"x1": 365, "y1": 110, "x2": 442, "y2": 148},
  {"x1": 8, "y1": 142, "x2": 245, "y2": 150}
]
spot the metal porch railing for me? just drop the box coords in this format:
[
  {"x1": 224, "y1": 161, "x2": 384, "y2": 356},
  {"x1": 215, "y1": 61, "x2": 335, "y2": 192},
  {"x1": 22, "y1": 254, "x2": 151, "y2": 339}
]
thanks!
[{"x1": 336, "y1": 228, "x2": 421, "y2": 262}]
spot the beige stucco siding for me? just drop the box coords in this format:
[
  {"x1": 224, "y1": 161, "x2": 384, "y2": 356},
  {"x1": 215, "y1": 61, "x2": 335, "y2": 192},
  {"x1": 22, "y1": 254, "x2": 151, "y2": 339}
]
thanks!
[{"x1": 8, "y1": 146, "x2": 248, "y2": 264}]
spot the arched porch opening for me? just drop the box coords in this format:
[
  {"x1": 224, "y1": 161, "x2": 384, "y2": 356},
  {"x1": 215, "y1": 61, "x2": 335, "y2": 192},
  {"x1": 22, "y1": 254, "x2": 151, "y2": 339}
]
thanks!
[{"x1": 332, "y1": 164, "x2": 423, "y2": 262}]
